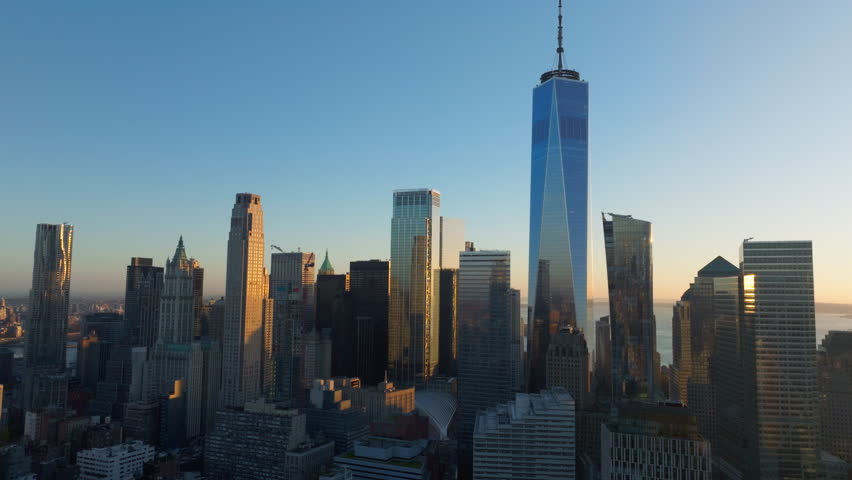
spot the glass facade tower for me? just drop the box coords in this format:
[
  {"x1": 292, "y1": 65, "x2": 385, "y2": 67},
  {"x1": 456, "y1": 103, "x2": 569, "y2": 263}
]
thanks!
[
  {"x1": 602, "y1": 213, "x2": 657, "y2": 400},
  {"x1": 457, "y1": 250, "x2": 514, "y2": 454},
  {"x1": 740, "y1": 240, "x2": 818, "y2": 479},
  {"x1": 527, "y1": 63, "x2": 590, "y2": 393},
  {"x1": 388, "y1": 189, "x2": 441, "y2": 386}
]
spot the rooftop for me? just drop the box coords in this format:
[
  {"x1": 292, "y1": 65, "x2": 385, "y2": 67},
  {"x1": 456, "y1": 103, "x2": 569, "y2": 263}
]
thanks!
[{"x1": 696, "y1": 256, "x2": 739, "y2": 278}]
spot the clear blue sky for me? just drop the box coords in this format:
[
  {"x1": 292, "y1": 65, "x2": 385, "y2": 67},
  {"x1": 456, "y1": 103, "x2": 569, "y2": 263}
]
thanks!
[{"x1": 1, "y1": 1, "x2": 850, "y2": 303}]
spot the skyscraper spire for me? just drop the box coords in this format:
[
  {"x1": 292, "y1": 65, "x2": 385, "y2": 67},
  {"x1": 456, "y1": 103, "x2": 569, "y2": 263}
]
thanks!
[
  {"x1": 557, "y1": 0, "x2": 565, "y2": 70},
  {"x1": 540, "y1": 0, "x2": 579, "y2": 83}
]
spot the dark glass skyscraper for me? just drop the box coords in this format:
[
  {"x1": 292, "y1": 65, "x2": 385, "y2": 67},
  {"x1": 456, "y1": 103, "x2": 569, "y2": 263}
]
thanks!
[
  {"x1": 125, "y1": 257, "x2": 164, "y2": 348},
  {"x1": 457, "y1": 250, "x2": 513, "y2": 463},
  {"x1": 602, "y1": 213, "x2": 657, "y2": 400},
  {"x1": 527, "y1": 2, "x2": 590, "y2": 393},
  {"x1": 350, "y1": 260, "x2": 390, "y2": 386}
]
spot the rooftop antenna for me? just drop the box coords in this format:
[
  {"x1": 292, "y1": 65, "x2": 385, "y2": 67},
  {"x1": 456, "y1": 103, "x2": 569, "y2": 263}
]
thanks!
[{"x1": 557, "y1": 0, "x2": 565, "y2": 70}]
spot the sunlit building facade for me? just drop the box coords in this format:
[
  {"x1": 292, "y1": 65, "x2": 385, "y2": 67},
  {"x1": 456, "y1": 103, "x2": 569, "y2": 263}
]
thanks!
[
  {"x1": 527, "y1": 62, "x2": 590, "y2": 394},
  {"x1": 24, "y1": 223, "x2": 73, "y2": 411},
  {"x1": 603, "y1": 213, "x2": 657, "y2": 400},
  {"x1": 740, "y1": 240, "x2": 818, "y2": 479},
  {"x1": 222, "y1": 193, "x2": 266, "y2": 408},
  {"x1": 388, "y1": 189, "x2": 441, "y2": 387},
  {"x1": 473, "y1": 388, "x2": 575, "y2": 479}
]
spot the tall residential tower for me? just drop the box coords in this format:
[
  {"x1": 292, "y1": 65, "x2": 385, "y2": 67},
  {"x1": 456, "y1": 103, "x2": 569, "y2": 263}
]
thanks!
[
  {"x1": 222, "y1": 193, "x2": 266, "y2": 407},
  {"x1": 23, "y1": 223, "x2": 73, "y2": 410},
  {"x1": 527, "y1": 0, "x2": 590, "y2": 393}
]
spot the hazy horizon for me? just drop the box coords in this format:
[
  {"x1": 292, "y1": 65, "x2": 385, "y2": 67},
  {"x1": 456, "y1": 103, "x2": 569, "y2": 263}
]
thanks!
[{"x1": 2, "y1": 1, "x2": 851, "y2": 303}]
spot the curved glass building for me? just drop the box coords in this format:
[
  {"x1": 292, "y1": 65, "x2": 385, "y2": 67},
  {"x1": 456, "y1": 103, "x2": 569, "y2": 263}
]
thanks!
[{"x1": 527, "y1": 4, "x2": 590, "y2": 393}]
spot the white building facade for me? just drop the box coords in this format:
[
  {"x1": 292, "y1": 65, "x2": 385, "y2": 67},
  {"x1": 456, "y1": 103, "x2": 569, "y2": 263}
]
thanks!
[
  {"x1": 473, "y1": 388, "x2": 575, "y2": 479},
  {"x1": 77, "y1": 441, "x2": 155, "y2": 480}
]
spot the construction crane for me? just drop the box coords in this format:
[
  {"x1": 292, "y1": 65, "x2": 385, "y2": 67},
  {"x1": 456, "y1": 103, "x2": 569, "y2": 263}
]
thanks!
[
  {"x1": 305, "y1": 252, "x2": 315, "y2": 271},
  {"x1": 270, "y1": 245, "x2": 284, "y2": 253}
]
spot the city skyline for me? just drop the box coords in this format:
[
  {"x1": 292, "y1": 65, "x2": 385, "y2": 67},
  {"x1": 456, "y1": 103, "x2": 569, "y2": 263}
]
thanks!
[
  {"x1": 2, "y1": 1, "x2": 851, "y2": 306},
  {"x1": 1, "y1": 2, "x2": 850, "y2": 478}
]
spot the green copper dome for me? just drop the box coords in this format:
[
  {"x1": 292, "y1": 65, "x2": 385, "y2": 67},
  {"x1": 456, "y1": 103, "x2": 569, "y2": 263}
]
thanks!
[{"x1": 318, "y1": 250, "x2": 334, "y2": 275}]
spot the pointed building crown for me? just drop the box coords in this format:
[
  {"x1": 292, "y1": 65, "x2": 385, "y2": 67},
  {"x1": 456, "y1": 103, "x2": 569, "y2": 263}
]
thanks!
[
  {"x1": 318, "y1": 250, "x2": 334, "y2": 275},
  {"x1": 697, "y1": 256, "x2": 739, "y2": 278},
  {"x1": 171, "y1": 236, "x2": 189, "y2": 266}
]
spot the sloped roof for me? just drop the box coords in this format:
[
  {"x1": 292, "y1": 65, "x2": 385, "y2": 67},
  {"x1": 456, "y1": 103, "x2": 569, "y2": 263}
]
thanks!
[{"x1": 697, "y1": 256, "x2": 739, "y2": 278}]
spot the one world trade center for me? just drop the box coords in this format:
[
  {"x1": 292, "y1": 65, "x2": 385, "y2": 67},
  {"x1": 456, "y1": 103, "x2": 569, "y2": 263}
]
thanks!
[{"x1": 527, "y1": 0, "x2": 590, "y2": 392}]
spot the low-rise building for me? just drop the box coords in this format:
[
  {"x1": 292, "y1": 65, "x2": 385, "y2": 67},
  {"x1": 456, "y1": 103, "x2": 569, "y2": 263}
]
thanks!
[
  {"x1": 76, "y1": 441, "x2": 155, "y2": 480},
  {"x1": 601, "y1": 402, "x2": 711, "y2": 480},
  {"x1": 472, "y1": 388, "x2": 575, "y2": 479},
  {"x1": 350, "y1": 376, "x2": 415, "y2": 424},
  {"x1": 334, "y1": 436, "x2": 430, "y2": 480}
]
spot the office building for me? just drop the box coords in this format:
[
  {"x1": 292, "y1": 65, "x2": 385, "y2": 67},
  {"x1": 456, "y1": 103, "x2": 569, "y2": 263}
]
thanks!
[
  {"x1": 473, "y1": 388, "x2": 575, "y2": 479},
  {"x1": 439, "y1": 217, "x2": 464, "y2": 270},
  {"x1": 601, "y1": 402, "x2": 711, "y2": 480},
  {"x1": 80, "y1": 312, "x2": 125, "y2": 345},
  {"x1": 190, "y1": 258, "x2": 204, "y2": 338},
  {"x1": 269, "y1": 251, "x2": 316, "y2": 405},
  {"x1": 88, "y1": 344, "x2": 148, "y2": 420},
  {"x1": 671, "y1": 256, "x2": 738, "y2": 441},
  {"x1": 457, "y1": 250, "x2": 514, "y2": 454},
  {"x1": 602, "y1": 213, "x2": 658, "y2": 400},
  {"x1": 78, "y1": 333, "x2": 111, "y2": 390},
  {"x1": 0, "y1": 444, "x2": 31, "y2": 480},
  {"x1": 740, "y1": 240, "x2": 818, "y2": 478},
  {"x1": 546, "y1": 326, "x2": 589, "y2": 409},
  {"x1": 438, "y1": 268, "x2": 458, "y2": 377},
  {"x1": 316, "y1": 253, "x2": 347, "y2": 332},
  {"x1": 333, "y1": 437, "x2": 431, "y2": 480},
  {"x1": 204, "y1": 398, "x2": 333, "y2": 480},
  {"x1": 527, "y1": 1, "x2": 590, "y2": 394},
  {"x1": 0, "y1": 348, "x2": 13, "y2": 386},
  {"x1": 222, "y1": 193, "x2": 266, "y2": 408},
  {"x1": 315, "y1": 258, "x2": 351, "y2": 376},
  {"x1": 24, "y1": 223, "x2": 73, "y2": 411},
  {"x1": 350, "y1": 375, "x2": 415, "y2": 424},
  {"x1": 510, "y1": 288, "x2": 523, "y2": 392},
  {"x1": 437, "y1": 217, "x2": 464, "y2": 380},
  {"x1": 595, "y1": 316, "x2": 612, "y2": 396},
  {"x1": 76, "y1": 441, "x2": 155, "y2": 480},
  {"x1": 350, "y1": 260, "x2": 390, "y2": 386},
  {"x1": 144, "y1": 238, "x2": 211, "y2": 442},
  {"x1": 124, "y1": 257, "x2": 164, "y2": 348},
  {"x1": 818, "y1": 330, "x2": 852, "y2": 468},
  {"x1": 123, "y1": 401, "x2": 160, "y2": 446},
  {"x1": 304, "y1": 329, "x2": 332, "y2": 386},
  {"x1": 156, "y1": 237, "x2": 198, "y2": 344},
  {"x1": 206, "y1": 297, "x2": 226, "y2": 343},
  {"x1": 389, "y1": 188, "x2": 441, "y2": 386},
  {"x1": 306, "y1": 379, "x2": 370, "y2": 454}
]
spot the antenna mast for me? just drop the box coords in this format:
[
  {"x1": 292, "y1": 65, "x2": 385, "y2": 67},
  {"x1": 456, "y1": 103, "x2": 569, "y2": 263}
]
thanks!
[{"x1": 557, "y1": 0, "x2": 565, "y2": 70}]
